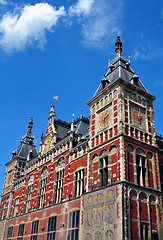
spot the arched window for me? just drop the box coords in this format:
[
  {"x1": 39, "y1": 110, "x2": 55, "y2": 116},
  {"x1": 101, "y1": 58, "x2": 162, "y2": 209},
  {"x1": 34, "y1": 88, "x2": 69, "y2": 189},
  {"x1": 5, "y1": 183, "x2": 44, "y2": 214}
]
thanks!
[
  {"x1": 136, "y1": 148, "x2": 146, "y2": 186},
  {"x1": 74, "y1": 168, "x2": 85, "y2": 197},
  {"x1": 1, "y1": 197, "x2": 8, "y2": 220},
  {"x1": 99, "y1": 149, "x2": 108, "y2": 187},
  {"x1": 129, "y1": 190, "x2": 138, "y2": 240},
  {"x1": 127, "y1": 144, "x2": 134, "y2": 182},
  {"x1": 24, "y1": 174, "x2": 34, "y2": 213},
  {"x1": 90, "y1": 154, "x2": 98, "y2": 190},
  {"x1": 37, "y1": 167, "x2": 48, "y2": 209},
  {"x1": 54, "y1": 157, "x2": 65, "y2": 203},
  {"x1": 139, "y1": 193, "x2": 149, "y2": 240},
  {"x1": 12, "y1": 197, "x2": 19, "y2": 217}
]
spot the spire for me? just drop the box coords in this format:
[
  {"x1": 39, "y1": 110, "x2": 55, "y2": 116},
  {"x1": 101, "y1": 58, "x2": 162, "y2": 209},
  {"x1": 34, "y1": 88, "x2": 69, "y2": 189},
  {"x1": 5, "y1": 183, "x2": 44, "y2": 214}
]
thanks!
[
  {"x1": 27, "y1": 117, "x2": 33, "y2": 134},
  {"x1": 49, "y1": 102, "x2": 55, "y2": 118},
  {"x1": 80, "y1": 109, "x2": 83, "y2": 119},
  {"x1": 71, "y1": 114, "x2": 74, "y2": 132},
  {"x1": 115, "y1": 36, "x2": 122, "y2": 54}
]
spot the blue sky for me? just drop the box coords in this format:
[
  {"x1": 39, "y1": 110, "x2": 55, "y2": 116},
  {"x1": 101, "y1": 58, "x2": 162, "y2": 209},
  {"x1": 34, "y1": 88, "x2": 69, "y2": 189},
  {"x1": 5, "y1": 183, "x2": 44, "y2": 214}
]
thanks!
[{"x1": 0, "y1": 0, "x2": 163, "y2": 192}]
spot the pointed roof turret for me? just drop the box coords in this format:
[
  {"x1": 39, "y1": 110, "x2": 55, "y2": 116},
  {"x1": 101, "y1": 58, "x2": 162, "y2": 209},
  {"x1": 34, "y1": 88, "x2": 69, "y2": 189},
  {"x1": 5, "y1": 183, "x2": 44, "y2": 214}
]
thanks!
[
  {"x1": 88, "y1": 36, "x2": 150, "y2": 103},
  {"x1": 115, "y1": 36, "x2": 122, "y2": 54}
]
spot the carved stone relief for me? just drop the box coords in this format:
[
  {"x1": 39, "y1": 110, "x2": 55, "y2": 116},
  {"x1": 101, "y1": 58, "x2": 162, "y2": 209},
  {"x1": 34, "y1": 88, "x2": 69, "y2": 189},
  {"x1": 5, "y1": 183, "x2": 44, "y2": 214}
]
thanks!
[
  {"x1": 85, "y1": 233, "x2": 92, "y2": 240},
  {"x1": 95, "y1": 231, "x2": 102, "y2": 240},
  {"x1": 105, "y1": 229, "x2": 114, "y2": 240}
]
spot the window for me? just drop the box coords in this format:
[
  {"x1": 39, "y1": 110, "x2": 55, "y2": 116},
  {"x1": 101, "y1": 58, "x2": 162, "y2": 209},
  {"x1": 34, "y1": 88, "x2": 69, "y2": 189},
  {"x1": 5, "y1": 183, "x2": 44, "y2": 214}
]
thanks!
[
  {"x1": 136, "y1": 155, "x2": 146, "y2": 186},
  {"x1": 54, "y1": 157, "x2": 65, "y2": 204},
  {"x1": 1, "y1": 198, "x2": 7, "y2": 219},
  {"x1": 67, "y1": 210, "x2": 80, "y2": 240},
  {"x1": 37, "y1": 167, "x2": 48, "y2": 209},
  {"x1": 31, "y1": 220, "x2": 39, "y2": 240},
  {"x1": 17, "y1": 223, "x2": 25, "y2": 240},
  {"x1": 7, "y1": 226, "x2": 13, "y2": 240},
  {"x1": 55, "y1": 169, "x2": 64, "y2": 203},
  {"x1": 24, "y1": 175, "x2": 34, "y2": 213},
  {"x1": 140, "y1": 223, "x2": 149, "y2": 240},
  {"x1": 13, "y1": 197, "x2": 19, "y2": 217},
  {"x1": 74, "y1": 169, "x2": 84, "y2": 197},
  {"x1": 99, "y1": 156, "x2": 108, "y2": 187},
  {"x1": 47, "y1": 216, "x2": 57, "y2": 240}
]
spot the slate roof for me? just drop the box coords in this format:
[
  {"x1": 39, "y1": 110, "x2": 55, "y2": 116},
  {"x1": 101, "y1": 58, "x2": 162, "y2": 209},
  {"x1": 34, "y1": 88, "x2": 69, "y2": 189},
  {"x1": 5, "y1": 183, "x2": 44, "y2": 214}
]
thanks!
[
  {"x1": 54, "y1": 119, "x2": 71, "y2": 141},
  {"x1": 54, "y1": 116, "x2": 89, "y2": 143},
  {"x1": 14, "y1": 132, "x2": 38, "y2": 160},
  {"x1": 94, "y1": 54, "x2": 148, "y2": 98}
]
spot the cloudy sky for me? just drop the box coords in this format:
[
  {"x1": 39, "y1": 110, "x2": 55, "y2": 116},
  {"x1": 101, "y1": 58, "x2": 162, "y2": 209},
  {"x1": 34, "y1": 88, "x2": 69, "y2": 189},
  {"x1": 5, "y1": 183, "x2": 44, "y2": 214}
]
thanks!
[{"x1": 0, "y1": 0, "x2": 163, "y2": 191}]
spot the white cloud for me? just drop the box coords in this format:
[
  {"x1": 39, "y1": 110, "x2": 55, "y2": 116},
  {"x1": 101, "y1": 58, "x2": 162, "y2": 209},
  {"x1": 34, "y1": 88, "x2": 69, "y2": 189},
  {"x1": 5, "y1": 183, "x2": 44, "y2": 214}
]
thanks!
[
  {"x1": 0, "y1": 0, "x2": 7, "y2": 5},
  {"x1": 69, "y1": 0, "x2": 122, "y2": 48},
  {"x1": 0, "y1": 3, "x2": 66, "y2": 52},
  {"x1": 69, "y1": 0, "x2": 95, "y2": 16},
  {"x1": 133, "y1": 45, "x2": 163, "y2": 60}
]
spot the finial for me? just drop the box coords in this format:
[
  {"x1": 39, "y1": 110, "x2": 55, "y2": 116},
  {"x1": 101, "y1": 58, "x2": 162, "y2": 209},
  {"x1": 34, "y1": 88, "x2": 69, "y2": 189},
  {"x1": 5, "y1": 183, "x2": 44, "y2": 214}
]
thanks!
[
  {"x1": 80, "y1": 109, "x2": 83, "y2": 119},
  {"x1": 72, "y1": 113, "x2": 74, "y2": 122},
  {"x1": 115, "y1": 36, "x2": 122, "y2": 54},
  {"x1": 49, "y1": 102, "x2": 55, "y2": 118},
  {"x1": 27, "y1": 117, "x2": 33, "y2": 134},
  {"x1": 71, "y1": 114, "x2": 74, "y2": 132}
]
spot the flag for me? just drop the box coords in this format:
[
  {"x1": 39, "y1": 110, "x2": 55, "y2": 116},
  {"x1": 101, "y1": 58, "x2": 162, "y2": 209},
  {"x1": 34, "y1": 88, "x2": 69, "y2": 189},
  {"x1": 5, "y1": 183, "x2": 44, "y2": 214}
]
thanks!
[{"x1": 54, "y1": 96, "x2": 58, "y2": 100}]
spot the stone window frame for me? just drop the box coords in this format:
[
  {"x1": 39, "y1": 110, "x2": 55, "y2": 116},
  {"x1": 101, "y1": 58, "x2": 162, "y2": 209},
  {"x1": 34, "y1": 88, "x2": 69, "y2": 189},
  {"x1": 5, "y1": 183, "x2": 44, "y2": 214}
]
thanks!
[
  {"x1": 7, "y1": 226, "x2": 13, "y2": 240},
  {"x1": 53, "y1": 156, "x2": 65, "y2": 204},
  {"x1": 47, "y1": 215, "x2": 57, "y2": 240},
  {"x1": 98, "y1": 149, "x2": 109, "y2": 188},
  {"x1": 1, "y1": 197, "x2": 8, "y2": 220},
  {"x1": 37, "y1": 166, "x2": 48, "y2": 209},
  {"x1": 127, "y1": 145, "x2": 153, "y2": 187},
  {"x1": 129, "y1": 189, "x2": 159, "y2": 240},
  {"x1": 24, "y1": 174, "x2": 34, "y2": 213},
  {"x1": 17, "y1": 223, "x2": 25, "y2": 240},
  {"x1": 73, "y1": 168, "x2": 85, "y2": 198},
  {"x1": 30, "y1": 219, "x2": 39, "y2": 240},
  {"x1": 12, "y1": 197, "x2": 19, "y2": 217},
  {"x1": 67, "y1": 210, "x2": 80, "y2": 240}
]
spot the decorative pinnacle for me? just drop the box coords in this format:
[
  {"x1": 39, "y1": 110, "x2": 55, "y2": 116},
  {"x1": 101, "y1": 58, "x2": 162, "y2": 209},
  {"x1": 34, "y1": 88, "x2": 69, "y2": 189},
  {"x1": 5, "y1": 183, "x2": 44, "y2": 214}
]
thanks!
[
  {"x1": 115, "y1": 36, "x2": 122, "y2": 54},
  {"x1": 27, "y1": 117, "x2": 33, "y2": 134},
  {"x1": 41, "y1": 132, "x2": 44, "y2": 142}
]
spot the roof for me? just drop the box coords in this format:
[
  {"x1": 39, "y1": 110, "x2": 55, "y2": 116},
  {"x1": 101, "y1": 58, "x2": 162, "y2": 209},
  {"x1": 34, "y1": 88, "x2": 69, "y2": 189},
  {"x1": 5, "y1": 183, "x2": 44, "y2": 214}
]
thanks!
[
  {"x1": 14, "y1": 132, "x2": 38, "y2": 160},
  {"x1": 94, "y1": 54, "x2": 148, "y2": 98}
]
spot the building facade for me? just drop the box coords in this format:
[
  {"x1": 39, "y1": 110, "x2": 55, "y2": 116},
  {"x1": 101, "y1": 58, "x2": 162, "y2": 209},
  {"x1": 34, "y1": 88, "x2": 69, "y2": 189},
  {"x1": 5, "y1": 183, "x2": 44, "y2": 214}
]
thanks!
[{"x1": 0, "y1": 37, "x2": 162, "y2": 240}]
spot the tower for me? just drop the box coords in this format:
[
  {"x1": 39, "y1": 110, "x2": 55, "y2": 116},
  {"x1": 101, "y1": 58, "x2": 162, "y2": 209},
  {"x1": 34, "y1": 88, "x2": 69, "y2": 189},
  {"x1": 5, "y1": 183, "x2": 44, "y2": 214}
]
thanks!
[
  {"x1": 86, "y1": 36, "x2": 162, "y2": 239},
  {"x1": 0, "y1": 37, "x2": 162, "y2": 240}
]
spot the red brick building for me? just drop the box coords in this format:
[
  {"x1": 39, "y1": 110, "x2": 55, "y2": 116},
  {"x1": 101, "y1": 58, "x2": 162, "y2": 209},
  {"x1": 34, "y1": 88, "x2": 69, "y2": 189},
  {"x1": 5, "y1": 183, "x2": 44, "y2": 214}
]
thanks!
[{"x1": 0, "y1": 37, "x2": 162, "y2": 240}]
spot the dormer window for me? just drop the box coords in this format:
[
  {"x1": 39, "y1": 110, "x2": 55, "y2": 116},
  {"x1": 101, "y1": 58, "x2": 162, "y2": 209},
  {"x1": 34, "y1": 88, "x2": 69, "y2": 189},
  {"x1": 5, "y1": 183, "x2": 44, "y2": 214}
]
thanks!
[{"x1": 131, "y1": 74, "x2": 139, "y2": 86}]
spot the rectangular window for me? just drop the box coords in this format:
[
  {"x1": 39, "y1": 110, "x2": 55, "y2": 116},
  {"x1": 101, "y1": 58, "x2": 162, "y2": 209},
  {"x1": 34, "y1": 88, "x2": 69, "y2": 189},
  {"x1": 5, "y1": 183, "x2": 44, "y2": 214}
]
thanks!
[
  {"x1": 67, "y1": 210, "x2": 80, "y2": 240},
  {"x1": 17, "y1": 223, "x2": 25, "y2": 240},
  {"x1": 74, "y1": 169, "x2": 84, "y2": 197},
  {"x1": 7, "y1": 226, "x2": 13, "y2": 240},
  {"x1": 31, "y1": 220, "x2": 39, "y2": 240},
  {"x1": 47, "y1": 216, "x2": 57, "y2": 240}
]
